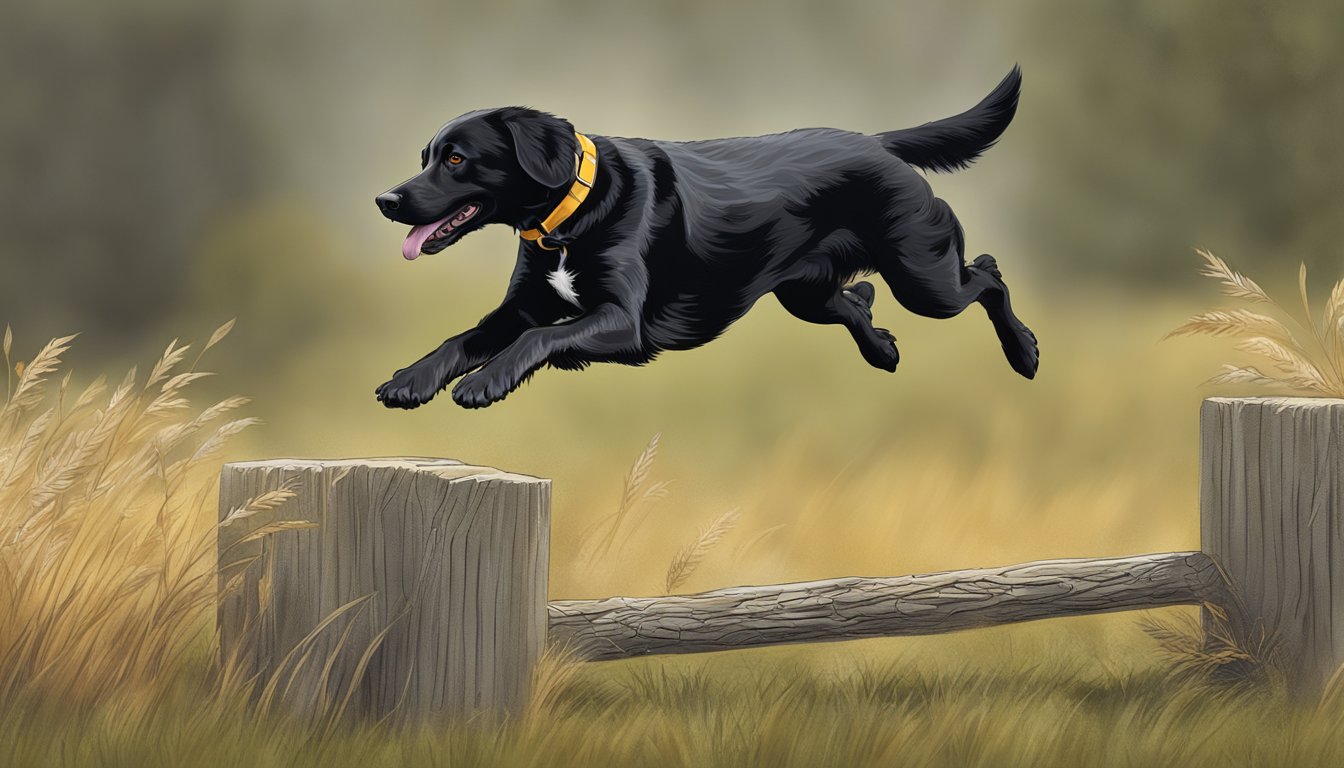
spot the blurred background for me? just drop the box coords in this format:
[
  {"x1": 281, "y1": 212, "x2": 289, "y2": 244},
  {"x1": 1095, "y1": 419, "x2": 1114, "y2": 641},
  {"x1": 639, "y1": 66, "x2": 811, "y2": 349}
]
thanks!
[{"x1": 3, "y1": 0, "x2": 1341, "y2": 597}]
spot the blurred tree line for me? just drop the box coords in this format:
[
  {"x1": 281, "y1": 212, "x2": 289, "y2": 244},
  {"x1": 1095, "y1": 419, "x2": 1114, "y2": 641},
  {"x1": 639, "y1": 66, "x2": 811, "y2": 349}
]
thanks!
[
  {"x1": 1, "y1": 1, "x2": 264, "y2": 346},
  {"x1": 1, "y1": 0, "x2": 1340, "y2": 359},
  {"x1": 1020, "y1": 0, "x2": 1344, "y2": 291}
]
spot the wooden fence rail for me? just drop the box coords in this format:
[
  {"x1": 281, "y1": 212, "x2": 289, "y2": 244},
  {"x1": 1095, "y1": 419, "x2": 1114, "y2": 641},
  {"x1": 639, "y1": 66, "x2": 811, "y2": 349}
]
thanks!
[
  {"x1": 217, "y1": 397, "x2": 1344, "y2": 723},
  {"x1": 548, "y1": 552, "x2": 1226, "y2": 661}
]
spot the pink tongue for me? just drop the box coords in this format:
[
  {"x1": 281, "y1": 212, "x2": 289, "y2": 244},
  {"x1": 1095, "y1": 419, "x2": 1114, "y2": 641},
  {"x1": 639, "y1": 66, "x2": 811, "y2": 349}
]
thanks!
[{"x1": 402, "y1": 214, "x2": 453, "y2": 261}]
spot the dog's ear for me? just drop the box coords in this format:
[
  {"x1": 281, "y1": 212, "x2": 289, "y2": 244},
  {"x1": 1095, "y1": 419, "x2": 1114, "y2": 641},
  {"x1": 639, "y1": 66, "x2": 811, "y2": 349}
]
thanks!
[{"x1": 504, "y1": 110, "x2": 577, "y2": 188}]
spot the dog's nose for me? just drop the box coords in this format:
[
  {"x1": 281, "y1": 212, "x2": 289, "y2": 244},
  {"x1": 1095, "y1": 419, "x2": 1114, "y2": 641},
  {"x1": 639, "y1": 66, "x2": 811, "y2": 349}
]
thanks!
[{"x1": 375, "y1": 192, "x2": 402, "y2": 214}]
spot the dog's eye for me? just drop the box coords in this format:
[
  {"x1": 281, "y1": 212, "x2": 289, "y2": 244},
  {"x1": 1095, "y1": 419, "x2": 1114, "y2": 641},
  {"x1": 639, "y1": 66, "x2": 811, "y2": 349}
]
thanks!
[{"x1": 447, "y1": 153, "x2": 465, "y2": 165}]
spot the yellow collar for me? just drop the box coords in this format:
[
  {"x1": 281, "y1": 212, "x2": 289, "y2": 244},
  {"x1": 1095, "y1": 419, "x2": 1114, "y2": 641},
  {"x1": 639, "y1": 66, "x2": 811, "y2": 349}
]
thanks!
[{"x1": 519, "y1": 132, "x2": 597, "y2": 251}]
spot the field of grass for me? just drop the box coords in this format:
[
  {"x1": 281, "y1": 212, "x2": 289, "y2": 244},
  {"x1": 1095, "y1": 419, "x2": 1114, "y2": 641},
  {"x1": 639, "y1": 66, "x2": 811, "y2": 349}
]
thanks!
[
  {"x1": 5, "y1": 621, "x2": 1344, "y2": 767},
  {"x1": 4, "y1": 271, "x2": 1344, "y2": 766}
]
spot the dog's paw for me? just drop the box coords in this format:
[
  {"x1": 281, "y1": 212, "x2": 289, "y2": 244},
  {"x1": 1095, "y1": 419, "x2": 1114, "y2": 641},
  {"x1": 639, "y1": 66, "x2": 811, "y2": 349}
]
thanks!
[
  {"x1": 375, "y1": 365, "x2": 443, "y2": 410},
  {"x1": 1003, "y1": 323, "x2": 1039, "y2": 380},
  {"x1": 861, "y1": 327, "x2": 900, "y2": 372},
  {"x1": 842, "y1": 281, "x2": 875, "y2": 307},
  {"x1": 971, "y1": 254, "x2": 1003, "y2": 281},
  {"x1": 841, "y1": 282, "x2": 876, "y2": 318},
  {"x1": 451, "y1": 366, "x2": 519, "y2": 409}
]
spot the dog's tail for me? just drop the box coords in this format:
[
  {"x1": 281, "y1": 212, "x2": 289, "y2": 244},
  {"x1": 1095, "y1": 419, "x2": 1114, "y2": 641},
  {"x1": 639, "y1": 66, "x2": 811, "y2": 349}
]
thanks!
[{"x1": 875, "y1": 66, "x2": 1021, "y2": 173}]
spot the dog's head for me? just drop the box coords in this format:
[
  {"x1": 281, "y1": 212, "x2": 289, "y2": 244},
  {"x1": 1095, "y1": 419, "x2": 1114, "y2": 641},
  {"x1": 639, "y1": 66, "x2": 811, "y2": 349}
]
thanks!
[{"x1": 375, "y1": 107, "x2": 579, "y2": 260}]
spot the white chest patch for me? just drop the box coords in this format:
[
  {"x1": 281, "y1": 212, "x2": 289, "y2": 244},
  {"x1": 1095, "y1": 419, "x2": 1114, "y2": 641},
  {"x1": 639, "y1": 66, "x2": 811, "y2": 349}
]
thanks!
[{"x1": 547, "y1": 266, "x2": 582, "y2": 308}]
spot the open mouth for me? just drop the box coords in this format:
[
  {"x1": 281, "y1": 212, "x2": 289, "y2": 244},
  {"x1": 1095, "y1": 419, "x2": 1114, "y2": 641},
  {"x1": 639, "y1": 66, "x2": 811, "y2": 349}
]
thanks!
[{"x1": 401, "y1": 202, "x2": 482, "y2": 260}]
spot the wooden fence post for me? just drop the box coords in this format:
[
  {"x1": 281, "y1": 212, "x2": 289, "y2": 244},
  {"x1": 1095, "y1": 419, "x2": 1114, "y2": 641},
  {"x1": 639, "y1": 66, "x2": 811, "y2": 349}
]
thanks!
[
  {"x1": 217, "y1": 458, "x2": 549, "y2": 723},
  {"x1": 1201, "y1": 397, "x2": 1344, "y2": 696}
]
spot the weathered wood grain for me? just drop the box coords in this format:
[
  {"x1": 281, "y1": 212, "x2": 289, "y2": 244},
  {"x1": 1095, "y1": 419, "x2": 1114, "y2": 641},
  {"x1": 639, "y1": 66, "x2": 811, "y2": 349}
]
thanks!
[
  {"x1": 1201, "y1": 397, "x2": 1344, "y2": 696},
  {"x1": 548, "y1": 552, "x2": 1223, "y2": 661},
  {"x1": 217, "y1": 457, "x2": 549, "y2": 723}
]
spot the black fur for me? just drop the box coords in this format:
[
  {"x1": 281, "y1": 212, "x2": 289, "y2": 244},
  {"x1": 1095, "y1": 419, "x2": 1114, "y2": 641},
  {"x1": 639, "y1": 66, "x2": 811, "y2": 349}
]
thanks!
[
  {"x1": 374, "y1": 67, "x2": 1037, "y2": 409},
  {"x1": 876, "y1": 66, "x2": 1021, "y2": 173}
]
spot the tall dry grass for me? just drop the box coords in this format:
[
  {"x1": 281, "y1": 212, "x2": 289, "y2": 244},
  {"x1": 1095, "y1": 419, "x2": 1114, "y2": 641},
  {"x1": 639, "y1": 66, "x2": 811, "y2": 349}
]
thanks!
[
  {"x1": 1167, "y1": 249, "x2": 1344, "y2": 395},
  {"x1": 664, "y1": 506, "x2": 741, "y2": 594},
  {"x1": 1136, "y1": 602, "x2": 1273, "y2": 684},
  {"x1": 573, "y1": 432, "x2": 744, "y2": 595},
  {"x1": 578, "y1": 432, "x2": 671, "y2": 567},
  {"x1": 0, "y1": 323, "x2": 254, "y2": 713}
]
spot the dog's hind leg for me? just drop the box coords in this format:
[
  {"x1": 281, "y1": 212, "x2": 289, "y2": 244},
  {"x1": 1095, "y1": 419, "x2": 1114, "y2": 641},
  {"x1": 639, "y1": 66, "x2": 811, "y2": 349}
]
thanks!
[
  {"x1": 966, "y1": 254, "x2": 1039, "y2": 379},
  {"x1": 774, "y1": 280, "x2": 900, "y2": 372},
  {"x1": 872, "y1": 200, "x2": 1039, "y2": 378}
]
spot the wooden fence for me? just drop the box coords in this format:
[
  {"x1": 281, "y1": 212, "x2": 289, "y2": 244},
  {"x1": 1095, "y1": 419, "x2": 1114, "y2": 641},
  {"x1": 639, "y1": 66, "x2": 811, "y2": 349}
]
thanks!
[{"x1": 217, "y1": 397, "x2": 1344, "y2": 723}]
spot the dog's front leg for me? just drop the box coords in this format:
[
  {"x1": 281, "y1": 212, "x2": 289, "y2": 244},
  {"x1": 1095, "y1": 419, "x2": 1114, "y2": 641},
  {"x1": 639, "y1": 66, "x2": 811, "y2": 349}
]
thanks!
[
  {"x1": 376, "y1": 302, "x2": 542, "y2": 410},
  {"x1": 451, "y1": 304, "x2": 640, "y2": 408}
]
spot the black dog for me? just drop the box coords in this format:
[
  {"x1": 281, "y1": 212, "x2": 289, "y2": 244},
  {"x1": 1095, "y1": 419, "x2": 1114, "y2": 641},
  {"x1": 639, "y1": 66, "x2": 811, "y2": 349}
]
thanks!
[{"x1": 375, "y1": 67, "x2": 1037, "y2": 409}]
